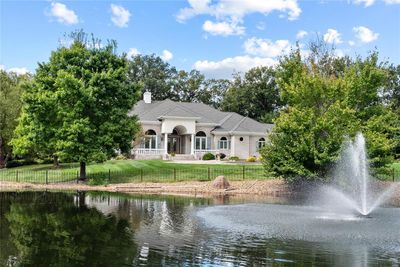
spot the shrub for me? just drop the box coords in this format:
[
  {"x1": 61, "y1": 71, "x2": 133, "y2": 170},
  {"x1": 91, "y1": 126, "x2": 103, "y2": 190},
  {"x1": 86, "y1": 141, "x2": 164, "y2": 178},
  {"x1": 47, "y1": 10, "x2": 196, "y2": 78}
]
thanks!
[
  {"x1": 115, "y1": 155, "x2": 127, "y2": 160},
  {"x1": 246, "y1": 156, "x2": 257, "y2": 162},
  {"x1": 170, "y1": 152, "x2": 176, "y2": 157},
  {"x1": 202, "y1": 153, "x2": 215, "y2": 160},
  {"x1": 229, "y1": 156, "x2": 239, "y2": 161},
  {"x1": 6, "y1": 159, "x2": 37, "y2": 168},
  {"x1": 217, "y1": 153, "x2": 226, "y2": 160}
]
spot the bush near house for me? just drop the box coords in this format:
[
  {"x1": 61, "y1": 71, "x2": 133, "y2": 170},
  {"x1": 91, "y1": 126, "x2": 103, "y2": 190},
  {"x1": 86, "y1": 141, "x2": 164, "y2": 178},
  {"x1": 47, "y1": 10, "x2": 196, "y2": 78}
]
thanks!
[
  {"x1": 202, "y1": 153, "x2": 215, "y2": 160},
  {"x1": 229, "y1": 156, "x2": 240, "y2": 161},
  {"x1": 217, "y1": 153, "x2": 226, "y2": 160},
  {"x1": 246, "y1": 156, "x2": 257, "y2": 162}
]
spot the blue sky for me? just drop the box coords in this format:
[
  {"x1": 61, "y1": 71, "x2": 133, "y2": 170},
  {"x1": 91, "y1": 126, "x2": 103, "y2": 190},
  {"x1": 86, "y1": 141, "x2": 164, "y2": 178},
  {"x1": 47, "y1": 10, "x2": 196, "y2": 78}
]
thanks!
[{"x1": 1, "y1": 0, "x2": 399, "y2": 78}]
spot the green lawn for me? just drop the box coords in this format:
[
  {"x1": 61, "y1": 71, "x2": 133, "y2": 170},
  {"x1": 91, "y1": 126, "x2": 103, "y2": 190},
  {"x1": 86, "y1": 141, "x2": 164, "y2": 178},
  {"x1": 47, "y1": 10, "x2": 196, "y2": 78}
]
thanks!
[{"x1": 0, "y1": 160, "x2": 267, "y2": 184}]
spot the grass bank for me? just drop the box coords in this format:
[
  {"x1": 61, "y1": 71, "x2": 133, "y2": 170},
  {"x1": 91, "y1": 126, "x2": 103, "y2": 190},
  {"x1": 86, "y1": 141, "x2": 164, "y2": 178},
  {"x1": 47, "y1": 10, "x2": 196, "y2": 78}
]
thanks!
[{"x1": 0, "y1": 160, "x2": 267, "y2": 184}]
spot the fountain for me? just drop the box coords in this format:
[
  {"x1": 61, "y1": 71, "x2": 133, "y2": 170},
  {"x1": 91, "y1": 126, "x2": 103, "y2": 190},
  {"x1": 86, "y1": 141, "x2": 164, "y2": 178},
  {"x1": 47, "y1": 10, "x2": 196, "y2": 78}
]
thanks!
[
  {"x1": 196, "y1": 132, "x2": 399, "y2": 251},
  {"x1": 317, "y1": 132, "x2": 398, "y2": 216}
]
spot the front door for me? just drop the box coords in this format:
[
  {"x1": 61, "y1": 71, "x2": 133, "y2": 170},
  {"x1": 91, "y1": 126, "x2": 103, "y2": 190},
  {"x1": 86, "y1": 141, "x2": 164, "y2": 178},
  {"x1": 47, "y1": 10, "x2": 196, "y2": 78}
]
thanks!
[{"x1": 168, "y1": 137, "x2": 180, "y2": 154}]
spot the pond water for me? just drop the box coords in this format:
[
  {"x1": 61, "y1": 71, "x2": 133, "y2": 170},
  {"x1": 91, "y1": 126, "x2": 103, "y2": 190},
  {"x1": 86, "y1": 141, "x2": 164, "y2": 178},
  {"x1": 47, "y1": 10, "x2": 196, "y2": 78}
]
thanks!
[{"x1": 0, "y1": 191, "x2": 399, "y2": 266}]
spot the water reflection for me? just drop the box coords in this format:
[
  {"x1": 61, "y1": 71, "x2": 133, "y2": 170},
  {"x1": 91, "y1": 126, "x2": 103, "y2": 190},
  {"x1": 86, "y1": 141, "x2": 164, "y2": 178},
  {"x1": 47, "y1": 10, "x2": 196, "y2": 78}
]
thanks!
[{"x1": 0, "y1": 191, "x2": 399, "y2": 267}]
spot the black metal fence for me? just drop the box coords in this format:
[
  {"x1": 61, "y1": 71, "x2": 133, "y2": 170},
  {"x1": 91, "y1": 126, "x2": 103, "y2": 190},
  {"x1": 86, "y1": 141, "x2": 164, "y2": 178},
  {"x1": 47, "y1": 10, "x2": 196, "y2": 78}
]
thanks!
[
  {"x1": 0, "y1": 166, "x2": 399, "y2": 185},
  {"x1": 0, "y1": 166, "x2": 268, "y2": 184}
]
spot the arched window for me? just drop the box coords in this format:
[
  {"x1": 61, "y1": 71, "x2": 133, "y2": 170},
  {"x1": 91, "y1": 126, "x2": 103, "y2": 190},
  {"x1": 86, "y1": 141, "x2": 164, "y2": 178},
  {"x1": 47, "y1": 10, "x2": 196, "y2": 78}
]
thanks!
[
  {"x1": 196, "y1": 131, "x2": 206, "y2": 137},
  {"x1": 145, "y1": 129, "x2": 156, "y2": 135},
  {"x1": 218, "y1": 136, "x2": 230, "y2": 149},
  {"x1": 257, "y1": 137, "x2": 266, "y2": 150},
  {"x1": 143, "y1": 129, "x2": 157, "y2": 149},
  {"x1": 195, "y1": 131, "x2": 207, "y2": 150}
]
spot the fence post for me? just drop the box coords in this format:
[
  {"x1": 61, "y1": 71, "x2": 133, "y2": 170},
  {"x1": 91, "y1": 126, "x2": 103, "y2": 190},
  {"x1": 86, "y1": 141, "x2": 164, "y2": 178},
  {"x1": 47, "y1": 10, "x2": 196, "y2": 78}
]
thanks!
[
  {"x1": 140, "y1": 169, "x2": 143, "y2": 182},
  {"x1": 45, "y1": 170, "x2": 48, "y2": 184},
  {"x1": 174, "y1": 168, "x2": 176, "y2": 182},
  {"x1": 16, "y1": 170, "x2": 19, "y2": 182},
  {"x1": 393, "y1": 168, "x2": 395, "y2": 182},
  {"x1": 108, "y1": 169, "x2": 111, "y2": 183},
  {"x1": 76, "y1": 171, "x2": 79, "y2": 184},
  {"x1": 242, "y1": 166, "x2": 245, "y2": 180},
  {"x1": 208, "y1": 167, "x2": 211, "y2": 180}
]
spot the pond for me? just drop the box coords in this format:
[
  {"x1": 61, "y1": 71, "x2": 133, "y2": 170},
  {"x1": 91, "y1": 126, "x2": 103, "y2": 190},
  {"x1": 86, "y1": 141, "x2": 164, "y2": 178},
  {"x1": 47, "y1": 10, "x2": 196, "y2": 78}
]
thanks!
[{"x1": 0, "y1": 190, "x2": 399, "y2": 266}]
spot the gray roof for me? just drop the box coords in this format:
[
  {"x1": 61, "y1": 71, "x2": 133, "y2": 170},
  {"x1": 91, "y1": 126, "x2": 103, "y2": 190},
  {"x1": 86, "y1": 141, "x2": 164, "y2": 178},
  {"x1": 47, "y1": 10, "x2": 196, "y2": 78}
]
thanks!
[{"x1": 130, "y1": 99, "x2": 273, "y2": 135}]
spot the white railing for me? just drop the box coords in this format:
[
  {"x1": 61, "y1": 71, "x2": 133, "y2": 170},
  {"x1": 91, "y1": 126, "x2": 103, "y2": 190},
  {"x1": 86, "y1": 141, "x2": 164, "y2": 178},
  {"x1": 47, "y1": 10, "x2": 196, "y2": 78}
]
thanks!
[{"x1": 133, "y1": 149, "x2": 165, "y2": 155}]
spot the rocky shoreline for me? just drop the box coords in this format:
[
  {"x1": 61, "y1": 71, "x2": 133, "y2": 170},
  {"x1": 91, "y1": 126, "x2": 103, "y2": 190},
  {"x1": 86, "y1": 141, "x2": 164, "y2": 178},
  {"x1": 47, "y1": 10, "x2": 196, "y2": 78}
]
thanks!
[{"x1": 1, "y1": 180, "x2": 399, "y2": 205}]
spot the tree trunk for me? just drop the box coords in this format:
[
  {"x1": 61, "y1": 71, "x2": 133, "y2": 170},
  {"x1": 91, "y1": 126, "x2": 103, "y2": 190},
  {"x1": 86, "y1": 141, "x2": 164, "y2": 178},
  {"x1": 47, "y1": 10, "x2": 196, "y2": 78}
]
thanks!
[
  {"x1": 77, "y1": 191, "x2": 86, "y2": 208},
  {"x1": 0, "y1": 137, "x2": 5, "y2": 169},
  {"x1": 53, "y1": 155, "x2": 59, "y2": 168},
  {"x1": 79, "y1": 162, "x2": 86, "y2": 180}
]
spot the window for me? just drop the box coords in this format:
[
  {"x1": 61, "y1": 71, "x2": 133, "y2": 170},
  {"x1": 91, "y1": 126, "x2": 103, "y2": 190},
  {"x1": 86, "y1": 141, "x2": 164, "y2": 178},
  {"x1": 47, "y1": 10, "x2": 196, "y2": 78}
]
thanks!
[
  {"x1": 218, "y1": 137, "x2": 230, "y2": 149},
  {"x1": 195, "y1": 131, "x2": 207, "y2": 150},
  {"x1": 143, "y1": 129, "x2": 157, "y2": 149},
  {"x1": 257, "y1": 138, "x2": 266, "y2": 150}
]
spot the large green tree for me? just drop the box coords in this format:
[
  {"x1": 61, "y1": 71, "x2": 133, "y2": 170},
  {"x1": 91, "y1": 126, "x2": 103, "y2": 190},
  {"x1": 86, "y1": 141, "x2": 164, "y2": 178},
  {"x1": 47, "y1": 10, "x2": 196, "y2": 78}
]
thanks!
[
  {"x1": 262, "y1": 45, "x2": 399, "y2": 181},
  {"x1": 127, "y1": 54, "x2": 228, "y2": 107},
  {"x1": 128, "y1": 54, "x2": 177, "y2": 100},
  {"x1": 0, "y1": 71, "x2": 29, "y2": 168},
  {"x1": 221, "y1": 66, "x2": 281, "y2": 123},
  {"x1": 12, "y1": 32, "x2": 141, "y2": 179}
]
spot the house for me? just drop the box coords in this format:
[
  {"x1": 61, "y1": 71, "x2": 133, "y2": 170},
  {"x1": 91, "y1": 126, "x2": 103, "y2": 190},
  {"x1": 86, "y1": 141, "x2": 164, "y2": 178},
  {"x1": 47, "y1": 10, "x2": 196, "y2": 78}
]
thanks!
[{"x1": 129, "y1": 92, "x2": 273, "y2": 160}]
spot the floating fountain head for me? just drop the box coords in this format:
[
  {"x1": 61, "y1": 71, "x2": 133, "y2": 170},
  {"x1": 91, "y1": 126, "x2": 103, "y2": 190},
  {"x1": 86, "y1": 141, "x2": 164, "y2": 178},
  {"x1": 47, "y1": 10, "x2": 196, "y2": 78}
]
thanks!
[{"x1": 317, "y1": 133, "x2": 398, "y2": 216}]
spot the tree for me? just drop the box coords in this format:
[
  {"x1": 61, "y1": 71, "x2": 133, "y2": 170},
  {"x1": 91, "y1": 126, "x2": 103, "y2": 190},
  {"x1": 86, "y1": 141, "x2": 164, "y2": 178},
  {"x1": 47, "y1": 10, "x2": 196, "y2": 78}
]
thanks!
[
  {"x1": 0, "y1": 71, "x2": 29, "y2": 168},
  {"x1": 221, "y1": 66, "x2": 281, "y2": 123},
  {"x1": 6, "y1": 192, "x2": 136, "y2": 266},
  {"x1": 128, "y1": 54, "x2": 177, "y2": 100},
  {"x1": 262, "y1": 44, "x2": 399, "y2": 181},
  {"x1": 383, "y1": 64, "x2": 400, "y2": 110},
  {"x1": 11, "y1": 32, "x2": 141, "y2": 179},
  {"x1": 127, "y1": 54, "x2": 228, "y2": 107}
]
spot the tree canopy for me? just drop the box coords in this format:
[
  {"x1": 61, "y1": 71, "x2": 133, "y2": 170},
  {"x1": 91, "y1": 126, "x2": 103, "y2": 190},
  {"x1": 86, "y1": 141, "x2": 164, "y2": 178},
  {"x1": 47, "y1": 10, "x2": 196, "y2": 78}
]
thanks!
[
  {"x1": 0, "y1": 71, "x2": 29, "y2": 168},
  {"x1": 221, "y1": 66, "x2": 281, "y2": 123},
  {"x1": 11, "y1": 32, "x2": 141, "y2": 178},
  {"x1": 261, "y1": 45, "x2": 399, "y2": 181}
]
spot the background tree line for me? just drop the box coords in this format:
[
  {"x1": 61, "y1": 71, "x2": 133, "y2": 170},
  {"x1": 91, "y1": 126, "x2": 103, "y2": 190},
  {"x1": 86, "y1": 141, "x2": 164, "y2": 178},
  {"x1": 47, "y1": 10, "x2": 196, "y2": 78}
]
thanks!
[{"x1": 1, "y1": 31, "x2": 399, "y2": 181}]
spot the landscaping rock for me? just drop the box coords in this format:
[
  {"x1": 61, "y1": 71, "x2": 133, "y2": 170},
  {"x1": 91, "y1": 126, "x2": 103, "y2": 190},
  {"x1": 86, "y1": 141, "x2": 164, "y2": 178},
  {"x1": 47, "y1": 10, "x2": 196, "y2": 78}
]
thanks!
[{"x1": 212, "y1": 176, "x2": 230, "y2": 189}]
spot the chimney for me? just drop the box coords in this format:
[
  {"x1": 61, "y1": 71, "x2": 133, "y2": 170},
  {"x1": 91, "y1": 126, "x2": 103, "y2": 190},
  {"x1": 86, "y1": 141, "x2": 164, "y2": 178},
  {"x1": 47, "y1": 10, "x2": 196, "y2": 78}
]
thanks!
[{"x1": 143, "y1": 91, "x2": 151, "y2": 104}]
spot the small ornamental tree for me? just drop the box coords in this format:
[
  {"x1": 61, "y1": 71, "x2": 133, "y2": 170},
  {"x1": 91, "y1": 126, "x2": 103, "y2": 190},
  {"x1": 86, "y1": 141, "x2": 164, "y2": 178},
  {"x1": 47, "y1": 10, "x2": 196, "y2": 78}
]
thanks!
[{"x1": 12, "y1": 32, "x2": 141, "y2": 179}]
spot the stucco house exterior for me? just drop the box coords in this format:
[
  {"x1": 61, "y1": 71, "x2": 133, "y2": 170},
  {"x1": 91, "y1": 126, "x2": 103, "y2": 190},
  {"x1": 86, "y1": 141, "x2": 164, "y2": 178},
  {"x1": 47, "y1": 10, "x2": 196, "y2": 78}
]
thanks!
[{"x1": 129, "y1": 92, "x2": 273, "y2": 160}]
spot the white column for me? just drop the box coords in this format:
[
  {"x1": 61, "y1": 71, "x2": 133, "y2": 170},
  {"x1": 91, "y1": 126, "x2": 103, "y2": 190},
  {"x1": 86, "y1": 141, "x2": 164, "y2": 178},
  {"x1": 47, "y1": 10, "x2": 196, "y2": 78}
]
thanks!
[
  {"x1": 230, "y1": 136, "x2": 235, "y2": 157},
  {"x1": 191, "y1": 134, "x2": 195, "y2": 155},
  {"x1": 164, "y1": 133, "x2": 168, "y2": 154}
]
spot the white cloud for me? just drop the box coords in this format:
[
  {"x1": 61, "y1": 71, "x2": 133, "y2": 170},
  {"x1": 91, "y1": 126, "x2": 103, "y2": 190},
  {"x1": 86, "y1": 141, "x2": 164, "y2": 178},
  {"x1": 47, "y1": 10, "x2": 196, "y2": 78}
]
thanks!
[
  {"x1": 256, "y1": 22, "x2": 266, "y2": 30},
  {"x1": 353, "y1": 0, "x2": 400, "y2": 6},
  {"x1": 193, "y1": 55, "x2": 277, "y2": 79},
  {"x1": 202, "y1": 19, "x2": 245, "y2": 36},
  {"x1": 110, "y1": 4, "x2": 131, "y2": 28},
  {"x1": 177, "y1": 0, "x2": 301, "y2": 22},
  {"x1": 49, "y1": 2, "x2": 79, "y2": 25},
  {"x1": 7, "y1": 67, "x2": 29, "y2": 75},
  {"x1": 0, "y1": 65, "x2": 4, "y2": 71},
  {"x1": 353, "y1": 0, "x2": 375, "y2": 7},
  {"x1": 244, "y1": 37, "x2": 292, "y2": 57},
  {"x1": 348, "y1": 40, "x2": 356, "y2": 46},
  {"x1": 296, "y1": 30, "x2": 308, "y2": 39},
  {"x1": 160, "y1": 50, "x2": 173, "y2": 61},
  {"x1": 127, "y1": 48, "x2": 140, "y2": 58},
  {"x1": 323, "y1": 29, "x2": 342, "y2": 44},
  {"x1": 353, "y1": 26, "x2": 378, "y2": 43}
]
